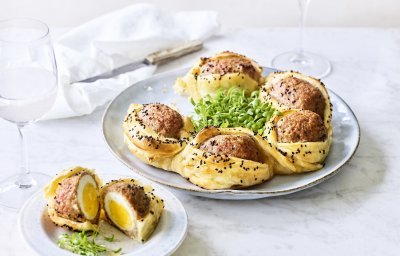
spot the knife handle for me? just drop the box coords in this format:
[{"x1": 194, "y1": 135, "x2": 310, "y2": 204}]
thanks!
[{"x1": 145, "y1": 40, "x2": 203, "y2": 65}]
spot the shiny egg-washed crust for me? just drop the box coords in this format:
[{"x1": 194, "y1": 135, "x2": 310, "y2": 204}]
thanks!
[
  {"x1": 174, "y1": 51, "x2": 264, "y2": 101},
  {"x1": 43, "y1": 166, "x2": 102, "y2": 231},
  {"x1": 259, "y1": 71, "x2": 333, "y2": 174},
  {"x1": 262, "y1": 109, "x2": 333, "y2": 174},
  {"x1": 100, "y1": 179, "x2": 164, "y2": 243},
  {"x1": 171, "y1": 127, "x2": 274, "y2": 190},
  {"x1": 123, "y1": 103, "x2": 195, "y2": 170}
]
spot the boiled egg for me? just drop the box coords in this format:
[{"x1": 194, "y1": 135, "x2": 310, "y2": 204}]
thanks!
[
  {"x1": 101, "y1": 179, "x2": 164, "y2": 242},
  {"x1": 77, "y1": 173, "x2": 100, "y2": 221}
]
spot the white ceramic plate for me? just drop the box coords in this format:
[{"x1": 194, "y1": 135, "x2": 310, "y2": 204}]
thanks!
[
  {"x1": 102, "y1": 67, "x2": 360, "y2": 200},
  {"x1": 18, "y1": 174, "x2": 187, "y2": 256}
]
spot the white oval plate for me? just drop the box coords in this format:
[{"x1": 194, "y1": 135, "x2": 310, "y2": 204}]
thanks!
[
  {"x1": 18, "y1": 174, "x2": 187, "y2": 256},
  {"x1": 102, "y1": 67, "x2": 360, "y2": 200}
]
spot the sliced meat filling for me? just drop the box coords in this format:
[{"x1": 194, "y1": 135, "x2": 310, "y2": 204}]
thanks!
[{"x1": 102, "y1": 182, "x2": 150, "y2": 219}]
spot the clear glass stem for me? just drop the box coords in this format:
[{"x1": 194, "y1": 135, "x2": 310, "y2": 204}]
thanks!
[
  {"x1": 297, "y1": 0, "x2": 311, "y2": 57},
  {"x1": 16, "y1": 124, "x2": 35, "y2": 188},
  {"x1": 271, "y1": 0, "x2": 331, "y2": 78}
]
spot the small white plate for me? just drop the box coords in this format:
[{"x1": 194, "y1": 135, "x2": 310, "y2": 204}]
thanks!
[
  {"x1": 102, "y1": 67, "x2": 360, "y2": 200},
  {"x1": 18, "y1": 174, "x2": 188, "y2": 256}
]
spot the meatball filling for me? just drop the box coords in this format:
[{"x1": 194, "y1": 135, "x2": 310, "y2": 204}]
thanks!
[
  {"x1": 270, "y1": 76, "x2": 325, "y2": 118},
  {"x1": 200, "y1": 134, "x2": 261, "y2": 162},
  {"x1": 277, "y1": 110, "x2": 327, "y2": 143},
  {"x1": 199, "y1": 53, "x2": 261, "y2": 81},
  {"x1": 102, "y1": 182, "x2": 150, "y2": 219},
  {"x1": 138, "y1": 103, "x2": 183, "y2": 138}
]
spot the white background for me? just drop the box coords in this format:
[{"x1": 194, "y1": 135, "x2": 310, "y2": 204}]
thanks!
[{"x1": 1, "y1": 0, "x2": 400, "y2": 28}]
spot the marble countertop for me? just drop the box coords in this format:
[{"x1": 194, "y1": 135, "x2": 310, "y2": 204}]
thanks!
[{"x1": 1, "y1": 28, "x2": 399, "y2": 256}]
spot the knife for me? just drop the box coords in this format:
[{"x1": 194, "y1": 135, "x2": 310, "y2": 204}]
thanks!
[{"x1": 77, "y1": 40, "x2": 203, "y2": 83}]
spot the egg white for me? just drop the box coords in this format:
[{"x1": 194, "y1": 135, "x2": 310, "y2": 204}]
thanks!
[
  {"x1": 77, "y1": 174, "x2": 99, "y2": 221},
  {"x1": 103, "y1": 191, "x2": 136, "y2": 232}
]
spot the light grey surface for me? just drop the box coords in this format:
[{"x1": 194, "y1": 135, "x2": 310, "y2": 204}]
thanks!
[
  {"x1": 1, "y1": 28, "x2": 400, "y2": 255},
  {"x1": 19, "y1": 174, "x2": 188, "y2": 256},
  {"x1": 102, "y1": 67, "x2": 359, "y2": 200},
  {"x1": 2, "y1": 0, "x2": 400, "y2": 27}
]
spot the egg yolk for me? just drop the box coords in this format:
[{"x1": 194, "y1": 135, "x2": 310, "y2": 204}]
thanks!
[
  {"x1": 82, "y1": 183, "x2": 99, "y2": 219},
  {"x1": 109, "y1": 199, "x2": 132, "y2": 230}
]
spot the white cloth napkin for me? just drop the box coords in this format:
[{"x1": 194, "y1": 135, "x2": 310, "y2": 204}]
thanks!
[{"x1": 44, "y1": 4, "x2": 219, "y2": 119}]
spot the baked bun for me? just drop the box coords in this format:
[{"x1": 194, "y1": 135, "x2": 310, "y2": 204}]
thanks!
[
  {"x1": 175, "y1": 51, "x2": 264, "y2": 101},
  {"x1": 260, "y1": 71, "x2": 332, "y2": 120},
  {"x1": 43, "y1": 166, "x2": 102, "y2": 231},
  {"x1": 123, "y1": 103, "x2": 195, "y2": 170},
  {"x1": 101, "y1": 179, "x2": 164, "y2": 243},
  {"x1": 171, "y1": 127, "x2": 274, "y2": 189},
  {"x1": 262, "y1": 109, "x2": 332, "y2": 174}
]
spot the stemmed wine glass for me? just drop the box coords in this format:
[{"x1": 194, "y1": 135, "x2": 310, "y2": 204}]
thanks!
[
  {"x1": 271, "y1": 0, "x2": 331, "y2": 78},
  {"x1": 0, "y1": 18, "x2": 58, "y2": 209}
]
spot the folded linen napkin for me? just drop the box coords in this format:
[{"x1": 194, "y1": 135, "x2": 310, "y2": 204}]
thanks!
[{"x1": 44, "y1": 4, "x2": 219, "y2": 119}]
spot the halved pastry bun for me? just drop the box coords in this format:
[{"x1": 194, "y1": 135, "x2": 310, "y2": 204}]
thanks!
[
  {"x1": 123, "y1": 103, "x2": 194, "y2": 170},
  {"x1": 100, "y1": 179, "x2": 164, "y2": 243},
  {"x1": 262, "y1": 109, "x2": 333, "y2": 174},
  {"x1": 171, "y1": 127, "x2": 274, "y2": 190},
  {"x1": 43, "y1": 166, "x2": 102, "y2": 231},
  {"x1": 259, "y1": 71, "x2": 332, "y2": 123},
  {"x1": 174, "y1": 51, "x2": 264, "y2": 101}
]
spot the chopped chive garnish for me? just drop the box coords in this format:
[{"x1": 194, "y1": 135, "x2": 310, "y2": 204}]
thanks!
[
  {"x1": 191, "y1": 88, "x2": 280, "y2": 134},
  {"x1": 57, "y1": 230, "x2": 122, "y2": 255},
  {"x1": 104, "y1": 234, "x2": 115, "y2": 242}
]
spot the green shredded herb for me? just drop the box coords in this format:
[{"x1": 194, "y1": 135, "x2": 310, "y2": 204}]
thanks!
[
  {"x1": 191, "y1": 88, "x2": 280, "y2": 134},
  {"x1": 104, "y1": 234, "x2": 115, "y2": 242},
  {"x1": 57, "y1": 231, "x2": 121, "y2": 256}
]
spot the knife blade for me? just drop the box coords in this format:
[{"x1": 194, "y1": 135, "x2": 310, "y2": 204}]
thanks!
[{"x1": 76, "y1": 40, "x2": 203, "y2": 83}]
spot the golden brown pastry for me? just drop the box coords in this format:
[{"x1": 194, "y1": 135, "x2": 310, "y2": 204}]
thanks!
[
  {"x1": 43, "y1": 167, "x2": 102, "y2": 231},
  {"x1": 174, "y1": 51, "x2": 264, "y2": 101},
  {"x1": 101, "y1": 179, "x2": 164, "y2": 243},
  {"x1": 262, "y1": 109, "x2": 333, "y2": 174},
  {"x1": 171, "y1": 127, "x2": 274, "y2": 189},
  {"x1": 259, "y1": 71, "x2": 333, "y2": 174},
  {"x1": 123, "y1": 103, "x2": 195, "y2": 170}
]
